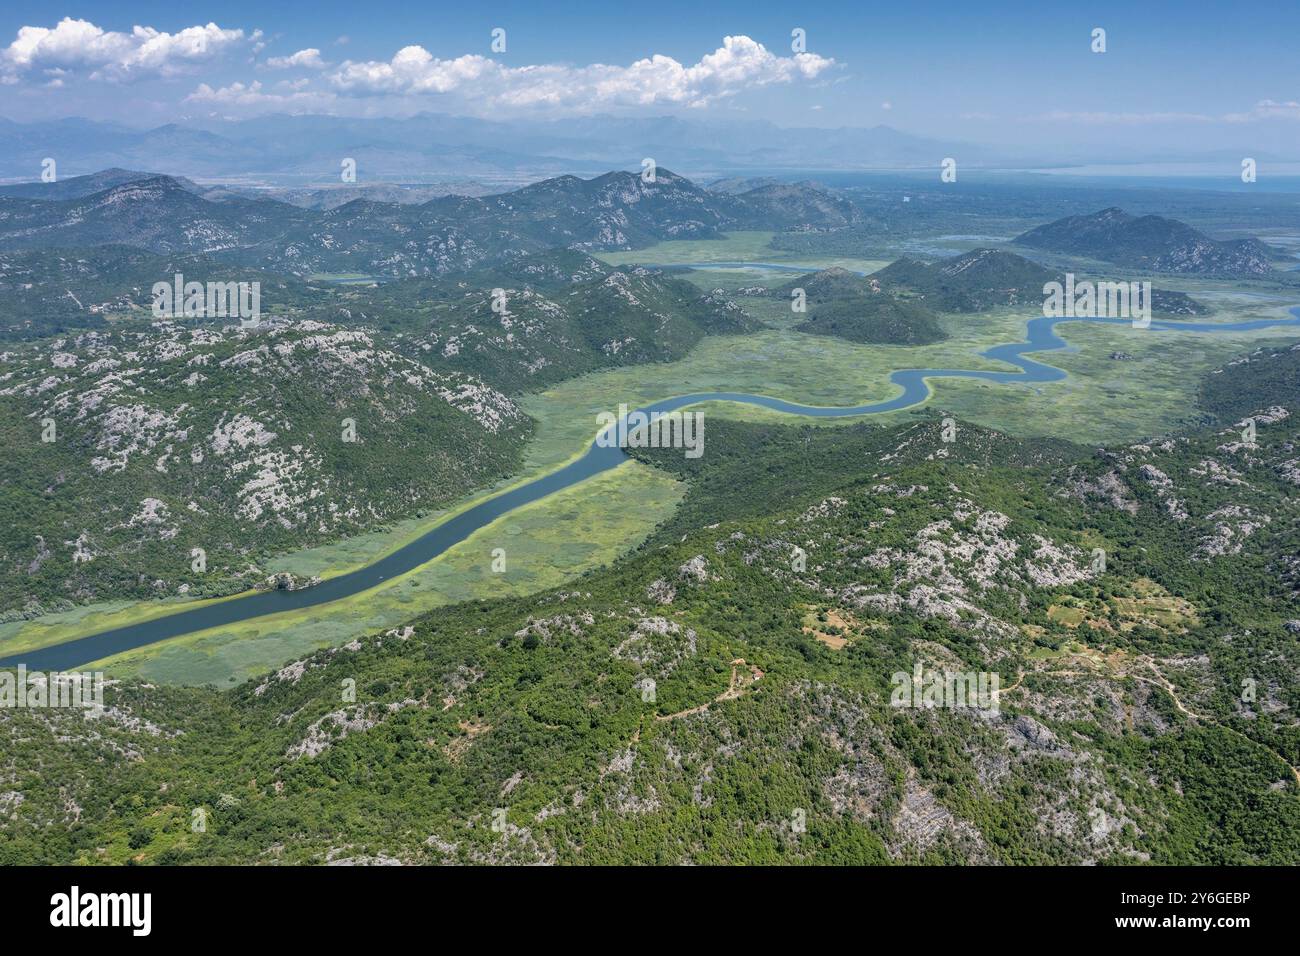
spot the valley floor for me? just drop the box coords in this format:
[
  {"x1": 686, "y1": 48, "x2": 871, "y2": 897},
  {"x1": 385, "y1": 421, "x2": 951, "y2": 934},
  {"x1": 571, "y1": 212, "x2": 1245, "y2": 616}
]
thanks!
[{"x1": 5, "y1": 239, "x2": 1300, "y2": 686}]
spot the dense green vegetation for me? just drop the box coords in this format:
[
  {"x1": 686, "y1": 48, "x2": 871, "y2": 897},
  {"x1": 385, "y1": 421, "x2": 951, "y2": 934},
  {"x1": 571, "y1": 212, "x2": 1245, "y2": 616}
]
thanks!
[
  {"x1": 2, "y1": 168, "x2": 1298, "y2": 867},
  {"x1": 0, "y1": 248, "x2": 753, "y2": 617},
  {"x1": 3, "y1": 391, "x2": 1297, "y2": 864},
  {"x1": 873, "y1": 249, "x2": 1058, "y2": 312},
  {"x1": 0, "y1": 321, "x2": 533, "y2": 615},
  {"x1": 793, "y1": 295, "x2": 945, "y2": 345},
  {"x1": 315, "y1": 252, "x2": 758, "y2": 393},
  {"x1": 774, "y1": 268, "x2": 947, "y2": 345},
  {"x1": 873, "y1": 248, "x2": 1208, "y2": 315},
  {"x1": 0, "y1": 245, "x2": 330, "y2": 339},
  {"x1": 1198, "y1": 341, "x2": 1300, "y2": 423}
]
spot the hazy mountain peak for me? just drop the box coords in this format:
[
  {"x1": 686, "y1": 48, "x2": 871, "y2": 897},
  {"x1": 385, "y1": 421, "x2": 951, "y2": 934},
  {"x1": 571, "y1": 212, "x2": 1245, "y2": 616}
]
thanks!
[{"x1": 1016, "y1": 207, "x2": 1275, "y2": 278}]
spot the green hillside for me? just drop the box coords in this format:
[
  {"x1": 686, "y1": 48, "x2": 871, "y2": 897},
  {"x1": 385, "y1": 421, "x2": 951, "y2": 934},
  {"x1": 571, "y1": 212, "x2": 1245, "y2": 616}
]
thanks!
[
  {"x1": 776, "y1": 268, "x2": 947, "y2": 345},
  {"x1": 4, "y1": 372, "x2": 1299, "y2": 863}
]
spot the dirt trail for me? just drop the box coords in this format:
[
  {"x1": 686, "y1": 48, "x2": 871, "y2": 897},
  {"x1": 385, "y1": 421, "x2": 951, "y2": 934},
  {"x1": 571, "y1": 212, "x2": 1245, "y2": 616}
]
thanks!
[
  {"x1": 1020, "y1": 652, "x2": 1300, "y2": 788},
  {"x1": 1135, "y1": 659, "x2": 1300, "y2": 787},
  {"x1": 656, "y1": 658, "x2": 763, "y2": 722}
]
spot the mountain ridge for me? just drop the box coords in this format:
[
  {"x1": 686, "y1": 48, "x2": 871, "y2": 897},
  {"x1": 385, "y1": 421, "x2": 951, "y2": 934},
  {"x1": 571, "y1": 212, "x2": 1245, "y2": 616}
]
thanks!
[
  {"x1": 875, "y1": 248, "x2": 1209, "y2": 315},
  {"x1": 0, "y1": 168, "x2": 863, "y2": 278},
  {"x1": 1015, "y1": 208, "x2": 1277, "y2": 279}
]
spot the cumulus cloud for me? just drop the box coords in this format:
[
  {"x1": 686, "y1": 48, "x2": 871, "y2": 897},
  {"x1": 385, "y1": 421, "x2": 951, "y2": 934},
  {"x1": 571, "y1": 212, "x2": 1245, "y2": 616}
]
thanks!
[
  {"x1": 332, "y1": 47, "x2": 495, "y2": 95},
  {"x1": 186, "y1": 79, "x2": 334, "y2": 108},
  {"x1": 328, "y1": 35, "x2": 835, "y2": 110},
  {"x1": 265, "y1": 48, "x2": 327, "y2": 70},
  {"x1": 0, "y1": 17, "x2": 255, "y2": 82}
]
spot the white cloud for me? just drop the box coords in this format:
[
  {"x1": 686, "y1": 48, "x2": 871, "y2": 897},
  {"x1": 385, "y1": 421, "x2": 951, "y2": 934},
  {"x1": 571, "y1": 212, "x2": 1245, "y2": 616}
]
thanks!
[
  {"x1": 1224, "y1": 99, "x2": 1300, "y2": 123},
  {"x1": 0, "y1": 17, "x2": 254, "y2": 82},
  {"x1": 329, "y1": 35, "x2": 835, "y2": 111},
  {"x1": 332, "y1": 47, "x2": 495, "y2": 95},
  {"x1": 265, "y1": 48, "x2": 327, "y2": 70},
  {"x1": 186, "y1": 80, "x2": 333, "y2": 109},
  {"x1": 8, "y1": 27, "x2": 835, "y2": 119}
]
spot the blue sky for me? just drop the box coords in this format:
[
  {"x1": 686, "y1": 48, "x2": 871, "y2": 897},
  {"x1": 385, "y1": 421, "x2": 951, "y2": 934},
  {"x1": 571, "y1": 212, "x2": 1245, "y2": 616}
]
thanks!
[{"x1": 2, "y1": 1, "x2": 1297, "y2": 155}]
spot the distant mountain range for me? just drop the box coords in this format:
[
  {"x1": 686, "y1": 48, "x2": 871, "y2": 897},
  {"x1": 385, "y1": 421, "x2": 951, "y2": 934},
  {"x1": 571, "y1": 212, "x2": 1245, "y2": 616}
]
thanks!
[
  {"x1": 0, "y1": 167, "x2": 485, "y2": 209},
  {"x1": 3, "y1": 173, "x2": 1241, "y2": 340},
  {"x1": 0, "y1": 114, "x2": 991, "y2": 183},
  {"x1": 0, "y1": 169, "x2": 859, "y2": 279},
  {"x1": 1015, "y1": 208, "x2": 1278, "y2": 279}
]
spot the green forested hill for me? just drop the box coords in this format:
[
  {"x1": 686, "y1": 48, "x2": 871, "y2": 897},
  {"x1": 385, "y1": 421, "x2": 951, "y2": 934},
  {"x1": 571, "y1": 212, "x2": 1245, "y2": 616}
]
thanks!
[
  {"x1": 873, "y1": 249, "x2": 1055, "y2": 312},
  {"x1": 775, "y1": 268, "x2": 947, "y2": 345},
  {"x1": 873, "y1": 249, "x2": 1208, "y2": 315},
  {"x1": 1198, "y1": 342, "x2": 1300, "y2": 423},
  {"x1": 3, "y1": 400, "x2": 1297, "y2": 865},
  {"x1": 794, "y1": 294, "x2": 946, "y2": 345},
  {"x1": 0, "y1": 248, "x2": 756, "y2": 615},
  {"x1": 1015, "y1": 208, "x2": 1277, "y2": 278},
  {"x1": 315, "y1": 255, "x2": 758, "y2": 393},
  {"x1": 0, "y1": 245, "x2": 330, "y2": 339},
  {"x1": 0, "y1": 321, "x2": 532, "y2": 614}
]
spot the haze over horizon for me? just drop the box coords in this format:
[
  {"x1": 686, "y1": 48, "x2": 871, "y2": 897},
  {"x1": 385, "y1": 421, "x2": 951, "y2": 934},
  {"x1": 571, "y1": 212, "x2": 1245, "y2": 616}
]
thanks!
[{"x1": 2, "y1": 0, "x2": 1299, "y2": 171}]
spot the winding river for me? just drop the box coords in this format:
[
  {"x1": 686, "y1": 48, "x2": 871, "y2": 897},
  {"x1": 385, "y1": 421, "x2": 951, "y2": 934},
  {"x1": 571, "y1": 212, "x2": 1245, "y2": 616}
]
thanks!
[{"x1": 6, "y1": 300, "x2": 1299, "y2": 672}]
